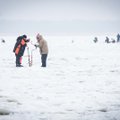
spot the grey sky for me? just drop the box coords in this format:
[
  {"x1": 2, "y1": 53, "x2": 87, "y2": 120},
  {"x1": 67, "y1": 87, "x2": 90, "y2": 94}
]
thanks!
[
  {"x1": 0, "y1": 0, "x2": 120, "y2": 35},
  {"x1": 0, "y1": 0, "x2": 120, "y2": 21}
]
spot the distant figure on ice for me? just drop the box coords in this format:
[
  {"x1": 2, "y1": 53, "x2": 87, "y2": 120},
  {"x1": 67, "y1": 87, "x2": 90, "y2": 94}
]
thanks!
[
  {"x1": 111, "y1": 38, "x2": 115, "y2": 43},
  {"x1": 13, "y1": 35, "x2": 30, "y2": 67},
  {"x1": 1, "y1": 39, "x2": 5, "y2": 43},
  {"x1": 71, "y1": 40, "x2": 74, "y2": 43},
  {"x1": 105, "y1": 37, "x2": 110, "y2": 43},
  {"x1": 117, "y1": 33, "x2": 120, "y2": 42},
  {"x1": 93, "y1": 37, "x2": 98, "y2": 43},
  {"x1": 34, "y1": 33, "x2": 48, "y2": 67}
]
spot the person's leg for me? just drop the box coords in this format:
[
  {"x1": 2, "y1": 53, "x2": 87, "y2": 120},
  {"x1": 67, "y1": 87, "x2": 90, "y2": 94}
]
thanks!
[
  {"x1": 19, "y1": 57, "x2": 22, "y2": 64},
  {"x1": 41, "y1": 54, "x2": 47, "y2": 67},
  {"x1": 16, "y1": 55, "x2": 21, "y2": 67}
]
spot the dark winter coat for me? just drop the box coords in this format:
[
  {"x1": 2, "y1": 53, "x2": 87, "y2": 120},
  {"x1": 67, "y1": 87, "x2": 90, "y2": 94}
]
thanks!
[{"x1": 13, "y1": 36, "x2": 28, "y2": 56}]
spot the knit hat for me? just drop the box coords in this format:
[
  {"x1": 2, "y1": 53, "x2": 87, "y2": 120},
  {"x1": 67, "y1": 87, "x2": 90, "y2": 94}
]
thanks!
[{"x1": 22, "y1": 34, "x2": 27, "y2": 38}]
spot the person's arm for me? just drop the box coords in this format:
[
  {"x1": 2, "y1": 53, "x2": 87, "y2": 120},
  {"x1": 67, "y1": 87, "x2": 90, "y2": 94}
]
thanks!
[
  {"x1": 34, "y1": 44, "x2": 39, "y2": 48},
  {"x1": 25, "y1": 39, "x2": 30, "y2": 42}
]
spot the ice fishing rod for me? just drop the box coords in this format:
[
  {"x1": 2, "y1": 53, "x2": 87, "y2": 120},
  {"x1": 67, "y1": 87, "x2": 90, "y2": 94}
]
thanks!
[
  {"x1": 26, "y1": 41, "x2": 38, "y2": 67},
  {"x1": 27, "y1": 46, "x2": 31, "y2": 67},
  {"x1": 30, "y1": 47, "x2": 37, "y2": 66}
]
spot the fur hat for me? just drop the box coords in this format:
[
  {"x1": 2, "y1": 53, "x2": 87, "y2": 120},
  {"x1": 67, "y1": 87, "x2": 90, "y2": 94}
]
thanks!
[{"x1": 36, "y1": 33, "x2": 40, "y2": 39}]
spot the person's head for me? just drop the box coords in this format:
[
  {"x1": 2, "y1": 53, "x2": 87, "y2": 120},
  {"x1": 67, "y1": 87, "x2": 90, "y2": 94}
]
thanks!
[
  {"x1": 22, "y1": 34, "x2": 30, "y2": 42},
  {"x1": 22, "y1": 34, "x2": 27, "y2": 39},
  {"x1": 36, "y1": 33, "x2": 42, "y2": 42}
]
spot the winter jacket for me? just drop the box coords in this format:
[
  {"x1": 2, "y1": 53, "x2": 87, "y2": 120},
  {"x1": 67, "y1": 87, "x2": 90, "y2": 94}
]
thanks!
[
  {"x1": 38, "y1": 38, "x2": 48, "y2": 55},
  {"x1": 13, "y1": 36, "x2": 28, "y2": 56}
]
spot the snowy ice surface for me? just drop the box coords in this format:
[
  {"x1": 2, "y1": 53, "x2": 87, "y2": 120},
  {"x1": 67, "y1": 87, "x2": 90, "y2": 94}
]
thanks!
[{"x1": 0, "y1": 35, "x2": 120, "y2": 120}]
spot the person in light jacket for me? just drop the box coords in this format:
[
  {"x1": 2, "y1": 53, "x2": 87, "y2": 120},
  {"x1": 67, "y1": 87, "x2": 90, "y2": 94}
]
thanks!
[{"x1": 35, "y1": 33, "x2": 48, "y2": 67}]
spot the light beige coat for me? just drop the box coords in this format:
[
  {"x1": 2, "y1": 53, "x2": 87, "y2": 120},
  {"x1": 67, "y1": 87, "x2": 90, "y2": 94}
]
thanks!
[{"x1": 38, "y1": 38, "x2": 48, "y2": 55}]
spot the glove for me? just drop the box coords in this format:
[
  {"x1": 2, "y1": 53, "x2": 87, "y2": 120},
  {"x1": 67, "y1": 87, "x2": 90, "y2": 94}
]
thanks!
[
  {"x1": 26, "y1": 39, "x2": 30, "y2": 42},
  {"x1": 34, "y1": 44, "x2": 37, "y2": 48}
]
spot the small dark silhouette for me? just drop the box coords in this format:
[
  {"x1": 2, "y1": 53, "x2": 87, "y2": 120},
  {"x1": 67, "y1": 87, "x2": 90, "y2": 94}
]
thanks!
[
  {"x1": 111, "y1": 38, "x2": 115, "y2": 43},
  {"x1": 1, "y1": 39, "x2": 5, "y2": 43},
  {"x1": 93, "y1": 37, "x2": 98, "y2": 43},
  {"x1": 105, "y1": 37, "x2": 110, "y2": 43},
  {"x1": 117, "y1": 33, "x2": 120, "y2": 42},
  {"x1": 72, "y1": 40, "x2": 74, "y2": 43}
]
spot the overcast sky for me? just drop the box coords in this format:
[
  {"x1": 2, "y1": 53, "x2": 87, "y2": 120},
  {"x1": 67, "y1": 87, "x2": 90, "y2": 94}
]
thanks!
[{"x1": 0, "y1": 0, "x2": 120, "y2": 35}]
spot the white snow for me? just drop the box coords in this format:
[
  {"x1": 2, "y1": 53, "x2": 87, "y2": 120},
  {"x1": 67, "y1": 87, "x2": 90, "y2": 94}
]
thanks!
[{"x1": 0, "y1": 35, "x2": 120, "y2": 120}]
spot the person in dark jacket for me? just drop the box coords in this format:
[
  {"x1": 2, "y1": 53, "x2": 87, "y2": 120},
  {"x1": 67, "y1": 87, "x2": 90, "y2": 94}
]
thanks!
[
  {"x1": 117, "y1": 33, "x2": 120, "y2": 42},
  {"x1": 13, "y1": 35, "x2": 30, "y2": 67},
  {"x1": 105, "y1": 37, "x2": 110, "y2": 43},
  {"x1": 93, "y1": 37, "x2": 98, "y2": 43}
]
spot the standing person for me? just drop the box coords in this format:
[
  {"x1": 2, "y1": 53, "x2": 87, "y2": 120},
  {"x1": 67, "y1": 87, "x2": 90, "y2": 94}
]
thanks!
[
  {"x1": 93, "y1": 37, "x2": 98, "y2": 43},
  {"x1": 117, "y1": 33, "x2": 120, "y2": 42},
  {"x1": 105, "y1": 36, "x2": 110, "y2": 43},
  {"x1": 13, "y1": 35, "x2": 30, "y2": 67},
  {"x1": 35, "y1": 33, "x2": 48, "y2": 67}
]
